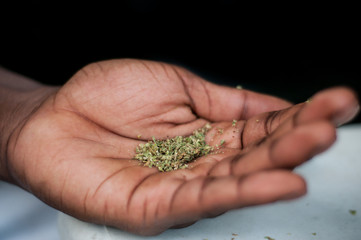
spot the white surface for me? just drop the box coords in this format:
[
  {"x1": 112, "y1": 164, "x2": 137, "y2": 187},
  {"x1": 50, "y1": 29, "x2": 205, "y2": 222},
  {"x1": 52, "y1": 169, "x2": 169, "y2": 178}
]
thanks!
[
  {"x1": 58, "y1": 124, "x2": 361, "y2": 240},
  {"x1": 0, "y1": 182, "x2": 60, "y2": 240}
]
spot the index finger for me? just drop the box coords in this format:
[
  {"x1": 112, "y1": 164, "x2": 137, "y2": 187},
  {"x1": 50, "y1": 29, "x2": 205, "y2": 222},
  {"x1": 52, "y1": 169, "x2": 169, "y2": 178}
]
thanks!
[{"x1": 177, "y1": 68, "x2": 292, "y2": 121}]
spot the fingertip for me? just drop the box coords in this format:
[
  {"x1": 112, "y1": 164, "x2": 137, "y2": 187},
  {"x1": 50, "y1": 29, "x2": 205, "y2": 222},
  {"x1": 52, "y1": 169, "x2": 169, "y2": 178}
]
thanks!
[
  {"x1": 239, "y1": 171, "x2": 307, "y2": 204},
  {"x1": 322, "y1": 87, "x2": 359, "y2": 126},
  {"x1": 315, "y1": 121, "x2": 337, "y2": 149},
  {"x1": 300, "y1": 87, "x2": 360, "y2": 126},
  {"x1": 279, "y1": 174, "x2": 307, "y2": 200}
]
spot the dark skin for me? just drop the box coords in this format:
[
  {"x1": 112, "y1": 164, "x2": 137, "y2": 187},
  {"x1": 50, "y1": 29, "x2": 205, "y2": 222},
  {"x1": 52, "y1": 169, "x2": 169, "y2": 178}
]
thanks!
[{"x1": 0, "y1": 59, "x2": 359, "y2": 235}]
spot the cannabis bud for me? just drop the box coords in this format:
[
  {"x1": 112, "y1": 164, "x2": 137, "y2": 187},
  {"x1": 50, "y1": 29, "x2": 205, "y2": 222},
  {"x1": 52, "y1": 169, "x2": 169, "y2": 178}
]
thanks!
[{"x1": 134, "y1": 124, "x2": 213, "y2": 172}]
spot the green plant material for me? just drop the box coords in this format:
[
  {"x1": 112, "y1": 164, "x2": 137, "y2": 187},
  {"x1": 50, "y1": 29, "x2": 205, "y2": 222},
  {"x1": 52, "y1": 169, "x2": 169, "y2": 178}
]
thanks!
[
  {"x1": 349, "y1": 209, "x2": 357, "y2": 215},
  {"x1": 232, "y1": 119, "x2": 237, "y2": 127},
  {"x1": 264, "y1": 237, "x2": 275, "y2": 240},
  {"x1": 236, "y1": 85, "x2": 242, "y2": 89},
  {"x1": 217, "y1": 127, "x2": 224, "y2": 134},
  {"x1": 134, "y1": 124, "x2": 213, "y2": 172},
  {"x1": 312, "y1": 232, "x2": 317, "y2": 236}
]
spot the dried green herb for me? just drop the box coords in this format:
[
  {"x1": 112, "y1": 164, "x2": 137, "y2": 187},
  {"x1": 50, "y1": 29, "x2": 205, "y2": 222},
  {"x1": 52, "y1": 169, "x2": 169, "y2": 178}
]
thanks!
[
  {"x1": 232, "y1": 119, "x2": 237, "y2": 127},
  {"x1": 349, "y1": 209, "x2": 357, "y2": 215},
  {"x1": 264, "y1": 237, "x2": 275, "y2": 240},
  {"x1": 236, "y1": 85, "x2": 242, "y2": 89},
  {"x1": 217, "y1": 127, "x2": 224, "y2": 134},
  {"x1": 134, "y1": 124, "x2": 213, "y2": 172}
]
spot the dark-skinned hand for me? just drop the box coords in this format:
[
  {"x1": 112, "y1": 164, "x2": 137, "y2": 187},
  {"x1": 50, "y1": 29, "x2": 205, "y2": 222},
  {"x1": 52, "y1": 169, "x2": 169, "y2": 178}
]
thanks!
[{"x1": 3, "y1": 59, "x2": 359, "y2": 235}]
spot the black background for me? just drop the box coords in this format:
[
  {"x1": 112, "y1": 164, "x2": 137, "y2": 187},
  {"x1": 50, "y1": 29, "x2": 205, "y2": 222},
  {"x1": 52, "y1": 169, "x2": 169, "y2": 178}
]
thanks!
[{"x1": 1, "y1": 1, "x2": 360, "y2": 123}]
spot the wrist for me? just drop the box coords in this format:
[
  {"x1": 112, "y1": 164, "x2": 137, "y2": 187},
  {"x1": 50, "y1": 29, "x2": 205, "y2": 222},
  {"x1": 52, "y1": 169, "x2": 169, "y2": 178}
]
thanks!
[{"x1": 0, "y1": 85, "x2": 57, "y2": 183}]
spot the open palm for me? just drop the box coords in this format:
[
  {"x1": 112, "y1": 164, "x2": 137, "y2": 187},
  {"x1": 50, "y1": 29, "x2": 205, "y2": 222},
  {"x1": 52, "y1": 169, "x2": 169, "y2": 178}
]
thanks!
[{"x1": 7, "y1": 59, "x2": 359, "y2": 235}]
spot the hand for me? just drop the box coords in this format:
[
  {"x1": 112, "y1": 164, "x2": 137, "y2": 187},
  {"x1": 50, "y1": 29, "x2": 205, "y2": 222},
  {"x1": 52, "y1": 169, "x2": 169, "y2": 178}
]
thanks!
[{"x1": 3, "y1": 59, "x2": 359, "y2": 235}]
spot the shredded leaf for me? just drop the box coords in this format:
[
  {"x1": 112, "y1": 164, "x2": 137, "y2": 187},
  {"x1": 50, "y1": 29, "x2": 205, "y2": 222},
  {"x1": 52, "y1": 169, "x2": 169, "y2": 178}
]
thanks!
[
  {"x1": 134, "y1": 124, "x2": 213, "y2": 172},
  {"x1": 349, "y1": 209, "x2": 357, "y2": 215},
  {"x1": 264, "y1": 237, "x2": 275, "y2": 240},
  {"x1": 232, "y1": 119, "x2": 237, "y2": 127}
]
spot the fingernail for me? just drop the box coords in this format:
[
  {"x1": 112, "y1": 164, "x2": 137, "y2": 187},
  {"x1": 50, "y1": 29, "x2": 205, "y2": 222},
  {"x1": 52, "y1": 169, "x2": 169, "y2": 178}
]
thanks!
[{"x1": 334, "y1": 104, "x2": 360, "y2": 126}]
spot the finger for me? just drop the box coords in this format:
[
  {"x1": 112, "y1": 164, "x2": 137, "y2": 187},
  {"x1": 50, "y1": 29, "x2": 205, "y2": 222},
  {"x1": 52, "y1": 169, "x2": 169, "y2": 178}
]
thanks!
[
  {"x1": 202, "y1": 104, "x2": 303, "y2": 150},
  {"x1": 208, "y1": 121, "x2": 336, "y2": 177},
  {"x1": 189, "y1": 87, "x2": 357, "y2": 174},
  {"x1": 176, "y1": 68, "x2": 291, "y2": 121},
  {"x1": 168, "y1": 170, "x2": 306, "y2": 228},
  {"x1": 267, "y1": 87, "x2": 359, "y2": 142},
  {"x1": 208, "y1": 87, "x2": 359, "y2": 150},
  {"x1": 297, "y1": 87, "x2": 359, "y2": 126}
]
